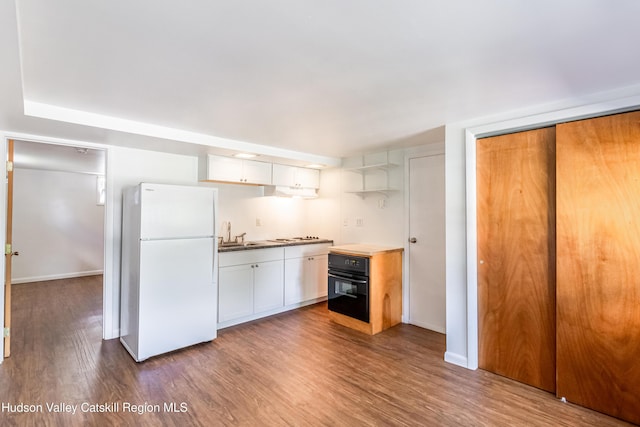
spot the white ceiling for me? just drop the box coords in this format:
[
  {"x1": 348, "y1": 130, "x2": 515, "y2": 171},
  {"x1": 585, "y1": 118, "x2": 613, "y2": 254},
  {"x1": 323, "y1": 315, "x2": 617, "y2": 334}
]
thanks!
[
  {"x1": 14, "y1": 140, "x2": 105, "y2": 175},
  {"x1": 8, "y1": 0, "x2": 640, "y2": 163}
]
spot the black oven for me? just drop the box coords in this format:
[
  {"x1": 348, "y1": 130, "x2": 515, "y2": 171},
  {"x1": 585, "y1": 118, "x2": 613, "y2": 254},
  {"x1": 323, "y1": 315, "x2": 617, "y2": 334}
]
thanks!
[{"x1": 327, "y1": 253, "x2": 370, "y2": 323}]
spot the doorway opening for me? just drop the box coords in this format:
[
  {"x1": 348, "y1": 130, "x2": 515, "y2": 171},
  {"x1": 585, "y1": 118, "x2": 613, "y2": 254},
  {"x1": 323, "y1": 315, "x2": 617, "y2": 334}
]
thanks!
[{"x1": 4, "y1": 138, "x2": 107, "y2": 358}]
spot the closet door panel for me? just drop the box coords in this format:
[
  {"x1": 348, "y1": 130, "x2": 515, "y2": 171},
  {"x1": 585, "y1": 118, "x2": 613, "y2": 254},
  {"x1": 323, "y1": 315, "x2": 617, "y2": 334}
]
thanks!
[
  {"x1": 556, "y1": 111, "x2": 640, "y2": 425},
  {"x1": 477, "y1": 127, "x2": 556, "y2": 392}
]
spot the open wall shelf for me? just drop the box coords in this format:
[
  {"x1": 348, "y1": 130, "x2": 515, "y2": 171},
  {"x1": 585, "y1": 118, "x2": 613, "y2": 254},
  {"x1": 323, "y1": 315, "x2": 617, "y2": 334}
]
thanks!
[
  {"x1": 343, "y1": 152, "x2": 398, "y2": 198},
  {"x1": 345, "y1": 188, "x2": 397, "y2": 198}
]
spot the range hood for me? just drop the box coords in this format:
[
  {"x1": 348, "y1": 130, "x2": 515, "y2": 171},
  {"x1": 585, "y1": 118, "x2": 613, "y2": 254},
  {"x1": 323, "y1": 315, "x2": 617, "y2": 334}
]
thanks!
[{"x1": 264, "y1": 185, "x2": 318, "y2": 199}]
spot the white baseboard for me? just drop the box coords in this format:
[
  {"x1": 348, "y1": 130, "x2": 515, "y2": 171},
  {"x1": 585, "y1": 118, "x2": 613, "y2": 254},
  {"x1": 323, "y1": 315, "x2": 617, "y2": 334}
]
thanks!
[
  {"x1": 444, "y1": 351, "x2": 470, "y2": 369},
  {"x1": 12, "y1": 270, "x2": 104, "y2": 284}
]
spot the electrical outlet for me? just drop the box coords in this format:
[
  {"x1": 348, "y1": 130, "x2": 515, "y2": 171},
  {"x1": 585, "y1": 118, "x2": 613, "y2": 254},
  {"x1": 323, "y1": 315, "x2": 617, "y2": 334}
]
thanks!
[
  {"x1": 343, "y1": 217, "x2": 349, "y2": 227},
  {"x1": 256, "y1": 218, "x2": 262, "y2": 227},
  {"x1": 356, "y1": 217, "x2": 364, "y2": 227}
]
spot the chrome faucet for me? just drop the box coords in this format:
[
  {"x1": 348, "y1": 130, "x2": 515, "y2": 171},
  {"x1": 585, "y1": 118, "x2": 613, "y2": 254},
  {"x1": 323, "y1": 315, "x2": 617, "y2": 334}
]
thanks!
[{"x1": 220, "y1": 222, "x2": 247, "y2": 245}]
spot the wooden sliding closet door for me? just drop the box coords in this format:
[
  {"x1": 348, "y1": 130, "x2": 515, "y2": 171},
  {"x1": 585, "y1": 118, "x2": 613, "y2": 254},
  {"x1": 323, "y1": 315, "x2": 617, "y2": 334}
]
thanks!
[
  {"x1": 556, "y1": 111, "x2": 640, "y2": 425},
  {"x1": 477, "y1": 127, "x2": 556, "y2": 392}
]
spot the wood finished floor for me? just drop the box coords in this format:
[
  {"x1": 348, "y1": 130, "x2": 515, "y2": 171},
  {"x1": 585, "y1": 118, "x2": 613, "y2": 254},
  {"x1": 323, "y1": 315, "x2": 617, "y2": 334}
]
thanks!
[{"x1": 0, "y1": 276, "x2": 633, "y2": 426}]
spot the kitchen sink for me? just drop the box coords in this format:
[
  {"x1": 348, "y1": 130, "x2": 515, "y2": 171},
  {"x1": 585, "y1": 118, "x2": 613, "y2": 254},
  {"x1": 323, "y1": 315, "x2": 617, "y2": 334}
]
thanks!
[
  {"x1": 219, "y1": 242, "x2": 243, "y2": 247},
  {"x1": 220, "y1": 240, "x2": 273, "y2": 249}
]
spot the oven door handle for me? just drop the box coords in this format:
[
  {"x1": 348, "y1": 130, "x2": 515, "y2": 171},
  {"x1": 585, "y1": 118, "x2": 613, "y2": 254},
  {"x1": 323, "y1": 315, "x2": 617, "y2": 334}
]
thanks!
[{"x1": 328, "y1": 273, "x2": 368, "y2": 284}]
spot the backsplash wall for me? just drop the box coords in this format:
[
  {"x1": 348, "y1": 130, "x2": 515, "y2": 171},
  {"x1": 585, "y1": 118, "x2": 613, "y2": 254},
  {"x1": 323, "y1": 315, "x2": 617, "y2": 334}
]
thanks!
[{"x1": 202, "y1": 182, "x2": 316, "y2": 241}]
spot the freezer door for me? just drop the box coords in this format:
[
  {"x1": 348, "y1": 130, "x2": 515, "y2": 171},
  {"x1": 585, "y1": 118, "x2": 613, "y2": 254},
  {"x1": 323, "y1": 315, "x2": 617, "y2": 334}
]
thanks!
[
  {"x1": 140, "y1": 183, "x2": 215, "y2": 239},
  {"x1": 137, "y1": 237, "x2": 216, "y2": 360}
]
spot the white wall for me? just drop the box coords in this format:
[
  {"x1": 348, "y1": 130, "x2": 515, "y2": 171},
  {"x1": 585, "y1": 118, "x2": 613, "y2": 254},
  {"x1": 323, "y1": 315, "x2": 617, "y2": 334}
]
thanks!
[
  {"x1": 201, "y1": 182, "x2": 312, "y2": 241},
  {"x1": 444, "y1": 124, "x2": 471, "y2": 368},
  {"x1": 306, "y1": 168, "x2": 342, "y2": 243},
  {"x1": 12, "y1": 168, "x2": 104, "y2": 283}
]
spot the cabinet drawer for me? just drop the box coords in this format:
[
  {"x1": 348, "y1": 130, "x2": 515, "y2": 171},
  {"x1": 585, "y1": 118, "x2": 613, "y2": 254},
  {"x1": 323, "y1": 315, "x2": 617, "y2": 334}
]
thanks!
[
  {"x1": 284, "y1": 243, "x2": 331, "y2": 259},
  {"x1": 219, "y1": 247, "x2": 284, "y2": 267}
]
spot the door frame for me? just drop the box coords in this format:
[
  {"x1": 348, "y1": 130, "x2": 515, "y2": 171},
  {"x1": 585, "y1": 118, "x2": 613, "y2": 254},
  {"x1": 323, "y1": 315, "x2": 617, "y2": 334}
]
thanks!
[
  {"x1": 456, "y1": 94, "x2": 640, "y2": 370},
  {"x1": 0, "y1": 131, "x2": 114, "y2": 362},
  {"x1": 403, "y1": 143, "x2": 444, "y2": 325}
]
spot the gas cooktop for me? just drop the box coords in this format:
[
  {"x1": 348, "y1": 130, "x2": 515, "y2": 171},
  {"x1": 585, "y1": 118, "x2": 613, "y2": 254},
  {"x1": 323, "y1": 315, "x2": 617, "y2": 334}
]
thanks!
[{"x1": 268, "y1": 236, "x2": 322, "y2": 243}]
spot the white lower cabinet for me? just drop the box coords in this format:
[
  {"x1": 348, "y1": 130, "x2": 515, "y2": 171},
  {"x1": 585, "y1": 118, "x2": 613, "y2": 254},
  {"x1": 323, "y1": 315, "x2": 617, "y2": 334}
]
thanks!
[
  {"x1": 218, "y1": 248, "x2": 284, "y2": 325},
  {"x1": 253, "y1": 260, "x2": 284, "y2": 313},
  {"x1": 284, "y1": 255, "x2": 328, "y2": 305},
  {"x1": 284, "y1": 244, "x2": 330, "y2": 305},
  {"x1": 218, "y1": 264, "x2": 254, "y2": 323},
  {"x1": 218, "y1": 244, "x2": 329, "y2": 328}
]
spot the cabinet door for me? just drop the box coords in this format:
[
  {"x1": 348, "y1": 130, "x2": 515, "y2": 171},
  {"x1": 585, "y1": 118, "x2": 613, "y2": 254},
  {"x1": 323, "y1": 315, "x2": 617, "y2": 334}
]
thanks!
[
  {"x1": 284, "y1": 258, "x2": 304, "y2": 305},
  {"x1": 272, "y1": 164, "x2": 296, "y2": 186},
  {"x1": 477, "y1": 127, "x2": 556, "y2": 393},
  {"x1": 253, "y1": 260, "x2": 284, "y2": 313},
  {"x1": 218, "y1": 264, "x2": 254, "y2": 323},
  {"x1": 207, "y1": 155, "x2": 244, "y2": 183},
  {"x1": 285, "y1": 255, "x2": 328, "y2": 305},
  {"x1": 242, "y1": 159, "x2": 272, "y2": 185},
  {"x1": 305, "y1": 254, "x2": 328, "y2": 299},
  {"x1": 296, "y1": 167, "x2": 320, "y2": 189},
  {"x1": 300, "y1": 258, "x2": 316, "y2": 301},
  {"x1": 556, "y1": 111, "x2": 640, "y2": 425}
]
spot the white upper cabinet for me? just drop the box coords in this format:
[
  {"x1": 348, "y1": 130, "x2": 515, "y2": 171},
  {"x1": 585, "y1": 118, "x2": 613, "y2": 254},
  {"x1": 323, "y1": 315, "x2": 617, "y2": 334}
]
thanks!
[
  {"x1": 272, "y1": 164, "x2": 297, "y2": 186},
  {"x1": 272, "y1": 164, "x2": 320, "y2": 189},
  {"x1": 199, "y1": 155, "x2": 272, "y2": 185},
  {"x1": 242, "y1": 160, "x2": 272, "y2": 185},
  {"x1": 296, "y1": 167, "x2": 320, "y2": 188}
]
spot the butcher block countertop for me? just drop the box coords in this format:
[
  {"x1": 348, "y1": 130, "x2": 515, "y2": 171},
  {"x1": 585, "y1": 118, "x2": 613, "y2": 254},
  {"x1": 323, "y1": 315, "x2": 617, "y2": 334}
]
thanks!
[{"x1": 329, "y1": 244, "x2": 403, "y2": 256}]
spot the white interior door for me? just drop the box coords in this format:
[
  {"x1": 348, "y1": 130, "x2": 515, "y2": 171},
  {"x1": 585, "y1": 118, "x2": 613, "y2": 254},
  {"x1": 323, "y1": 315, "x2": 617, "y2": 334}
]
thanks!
[{"x1": 408, "y1": 154, "x2": 446, "y2": 333}]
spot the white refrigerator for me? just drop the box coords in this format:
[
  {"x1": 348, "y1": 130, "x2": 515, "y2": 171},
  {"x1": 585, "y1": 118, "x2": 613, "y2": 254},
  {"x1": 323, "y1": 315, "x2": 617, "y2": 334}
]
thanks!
[{"x1": 120, "y1": 183, "x2": 218, "y2": 362}]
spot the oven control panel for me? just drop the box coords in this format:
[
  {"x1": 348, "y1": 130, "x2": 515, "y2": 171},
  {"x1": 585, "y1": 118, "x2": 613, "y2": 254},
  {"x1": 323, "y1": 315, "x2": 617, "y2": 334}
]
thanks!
[
  {"x1": 328, "y1": 253, "x2": 369, "y2": 275},
  {"x1": 344, "y1": 258, "x2": 361, "y2": 267}
]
